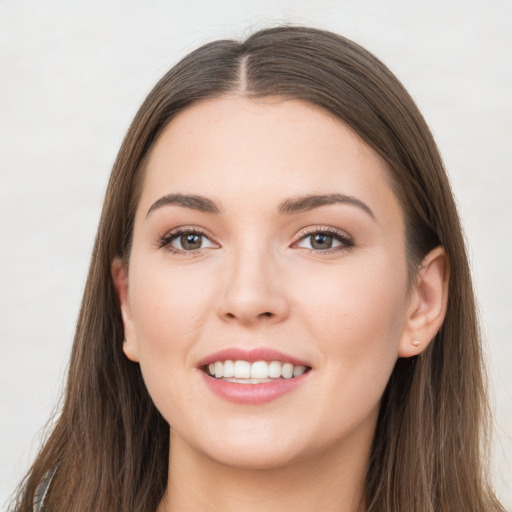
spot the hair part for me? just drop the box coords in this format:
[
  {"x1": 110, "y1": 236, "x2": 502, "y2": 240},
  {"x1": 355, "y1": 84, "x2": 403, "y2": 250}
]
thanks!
[{"x1": 13, "y1": 25, "x2": 504, "y2": 512}]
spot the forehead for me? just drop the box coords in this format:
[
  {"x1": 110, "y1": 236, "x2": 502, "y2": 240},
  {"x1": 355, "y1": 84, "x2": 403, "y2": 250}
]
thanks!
[{"x1": 139, "y1": 95, "x2": 400, "y2": 221}]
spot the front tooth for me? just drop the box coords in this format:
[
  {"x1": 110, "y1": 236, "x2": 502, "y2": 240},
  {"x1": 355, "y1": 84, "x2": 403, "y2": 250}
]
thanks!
[
  {"x1": 268, "y1": 361, "x2": 282, "y2": 378},
  {"x1": 293, "y1": 365, "x2": 307, "y2": 377},
  {"x1": 251, "y1": 361, "x2": 269, "y2": 379},
  {"x1": 223, "y1": 360, "x2": 234, "y2": 378},
  {"x1": 214, "y1": 361, "x2": 224, "y2": 378},
  {"x1": 234, "y1": 360, "x2": 251, "y2": 378},
  {"x1": 281, "y1": 363, "x2": 294, "y2": 379}
]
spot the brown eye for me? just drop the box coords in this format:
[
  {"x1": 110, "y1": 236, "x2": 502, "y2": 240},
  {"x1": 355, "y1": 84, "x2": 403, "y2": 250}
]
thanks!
[
  {"x1": 310, "y1": 233, "x2": 334, "y2": 250},
  {"x1": 180, "y1": 233, "x2": 203, "y2": 250}
]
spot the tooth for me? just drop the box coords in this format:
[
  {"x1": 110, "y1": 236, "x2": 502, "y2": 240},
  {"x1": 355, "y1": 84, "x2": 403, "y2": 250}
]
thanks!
[
  {"x1": 234, "y1": 360, "x2": 251, "y2": 378},
  {"x1": 223, "y1": 360, "x2": 234, "y2": 378},
  {"x1": 214, "y1": 361, "x2": 224, "y2": 378},
  {"x1": 293, "y1": 365, "x2": 307, "y2": 377},
  {"x1": 208, "y1": 359, "x2": 308, "y2": 380},
  {"x1": 268, "y1": 361, "x2": 282, "y2": 378},
  {"x1": 251, "y1": 361, "x2": 269, "y2": 379},
  {"x1": 281, "y1": 363, "x2": 294, "y2": 379}
]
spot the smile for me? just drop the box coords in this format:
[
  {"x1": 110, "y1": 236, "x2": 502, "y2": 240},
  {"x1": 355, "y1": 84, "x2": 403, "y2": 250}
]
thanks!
[
  {"x1": 198, "y1": 348, "x2": 312, "y2": 404},
  {"x1": 205, "y1": 360, "x2": 309, "y2": 383}
]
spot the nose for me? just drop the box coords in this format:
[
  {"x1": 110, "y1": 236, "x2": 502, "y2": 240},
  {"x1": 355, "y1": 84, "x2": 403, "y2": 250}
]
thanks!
[{"x1": 217, "y1": 245, "x2": 289, "y2": 326}]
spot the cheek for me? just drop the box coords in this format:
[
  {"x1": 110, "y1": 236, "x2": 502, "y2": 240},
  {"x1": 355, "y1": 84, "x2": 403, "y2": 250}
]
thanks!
[
  {"x1": 126, "y1": 260, "x2": 217, "y2": 421},
  {"x1": 130, "y1": 260, "x2": 211, "y2": 347},
  {"x1": 295, "y1": 252, "x2": 408, "y2": 378},
  {"x1": 303, "y1": 248, "x2": 406, "y2": 312},
  {"x1": 291, "y1": 257, "x2": 407, "y2": 440}
]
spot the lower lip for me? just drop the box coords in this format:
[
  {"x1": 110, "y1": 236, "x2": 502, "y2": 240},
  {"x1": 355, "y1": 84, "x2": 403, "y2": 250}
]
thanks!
[{"x1": 200, "y1": 371, "x2": 310, "y2": 405}]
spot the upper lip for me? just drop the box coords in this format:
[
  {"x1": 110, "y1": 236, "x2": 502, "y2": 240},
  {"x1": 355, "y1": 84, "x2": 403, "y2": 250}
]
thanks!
[{"x1": 197, "y1": 347, "x2": 311, "y2": 368}]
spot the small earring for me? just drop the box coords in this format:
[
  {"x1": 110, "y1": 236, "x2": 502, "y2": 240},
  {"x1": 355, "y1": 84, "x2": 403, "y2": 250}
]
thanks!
[{"x1": 412, "y1": 339, "x2": 421, "y2": 346}]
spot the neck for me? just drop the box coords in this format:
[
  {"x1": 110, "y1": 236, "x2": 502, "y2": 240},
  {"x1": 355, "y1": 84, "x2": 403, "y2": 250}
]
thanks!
[{"x1": 157, "y1": 429, "x2": 370, "y2": 512}]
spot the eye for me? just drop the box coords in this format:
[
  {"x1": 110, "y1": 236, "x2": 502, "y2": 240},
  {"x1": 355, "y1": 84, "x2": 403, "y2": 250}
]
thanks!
[
  {"x1": 159, "y1": 228, "x2": 217, "y2": 253},
  {"x1": 293, "y1": 228, "x2": 354, "y2": 252}
]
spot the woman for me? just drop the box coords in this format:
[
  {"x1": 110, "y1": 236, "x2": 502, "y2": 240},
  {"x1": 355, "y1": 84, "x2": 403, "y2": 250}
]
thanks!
[{"x1": 13, "y1": 26, "x2": 505, "y2": 511}]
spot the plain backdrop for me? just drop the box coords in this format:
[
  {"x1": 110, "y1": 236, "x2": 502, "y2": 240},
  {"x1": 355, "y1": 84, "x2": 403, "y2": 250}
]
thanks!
[{"x1": 1, "y1": 0, "x2": 511, "y2": 509}]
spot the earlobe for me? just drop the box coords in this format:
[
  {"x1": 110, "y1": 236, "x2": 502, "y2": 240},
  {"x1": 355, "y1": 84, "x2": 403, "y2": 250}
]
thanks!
[
  {"x1": 111, "y1": 258, "x2": 140, "y2": 362},
  {"x1": 122, "y1": 338, "x2": 140, "y2": 363},
  {"x1": 398, "y1": 246, "x2": 450, "y2": 358}
]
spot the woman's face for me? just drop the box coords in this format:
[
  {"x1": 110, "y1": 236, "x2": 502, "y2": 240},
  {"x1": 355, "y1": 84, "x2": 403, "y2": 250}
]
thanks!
[{"x1": 117, "y1": 96, "x2": 417, "y2": 469}]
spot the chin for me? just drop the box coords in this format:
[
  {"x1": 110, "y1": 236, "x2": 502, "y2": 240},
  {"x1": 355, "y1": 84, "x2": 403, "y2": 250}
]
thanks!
[
  {"x1": 203, "y1": 440, "x2": 305, "y2": 470},
  {"x1": 172, "y1": 420, "x2": 312, "y2": 471}
]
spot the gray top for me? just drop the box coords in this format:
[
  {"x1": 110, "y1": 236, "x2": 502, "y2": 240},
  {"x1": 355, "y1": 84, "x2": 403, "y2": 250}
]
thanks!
[{"x1": 32, "y1": 469, "x2": 54, "y2": 512}]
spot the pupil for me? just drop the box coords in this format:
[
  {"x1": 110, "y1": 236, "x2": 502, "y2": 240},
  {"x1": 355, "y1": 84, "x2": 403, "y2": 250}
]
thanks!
[
  {"x1": 181, "y1": 233, "x2": 202, "y2": 250},
  {"x1": 311, "y1": 234, "x2": 333, "y2": 250}
]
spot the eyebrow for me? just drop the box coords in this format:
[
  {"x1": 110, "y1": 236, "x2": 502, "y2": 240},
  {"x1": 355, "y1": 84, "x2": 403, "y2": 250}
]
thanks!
[
  {"x1": 278, "y1": 194, "x2": 375, "y2": 219},
  {"x1": 146, "y1": 192, "x2": 375, "y2": 220},
  {"x1": 146, "y1": 193, "x2": 221, "y2": 218}
]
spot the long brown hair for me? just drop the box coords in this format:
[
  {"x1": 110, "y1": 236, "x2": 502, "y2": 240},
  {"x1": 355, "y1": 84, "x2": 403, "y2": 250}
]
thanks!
[{"x1": 14, "y1": 26, "x2": 504, "y2": 511}]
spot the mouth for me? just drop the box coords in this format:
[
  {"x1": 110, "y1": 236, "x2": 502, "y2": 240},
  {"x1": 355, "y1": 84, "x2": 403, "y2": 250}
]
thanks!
[{"x1": 198, "y1": 348, "x2": 312, "y2": 404}]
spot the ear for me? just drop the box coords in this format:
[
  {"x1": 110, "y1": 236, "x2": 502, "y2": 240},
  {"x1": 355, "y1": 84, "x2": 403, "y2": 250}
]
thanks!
[
  {"x1": 398, "y1": 246, "x2": 450, "y2": 358},
  {"x1": 111, "y1": 258, "x2": 140, "y2": 362}
]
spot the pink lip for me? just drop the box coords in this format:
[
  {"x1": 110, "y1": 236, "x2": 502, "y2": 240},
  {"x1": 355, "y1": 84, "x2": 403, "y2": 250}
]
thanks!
[
  {"x1": 197, "y1": 347, "x2": 311, "y2": 368},
  {"x1": 197, "y1": 347, "x2": 312, "y2": 405},
  {"x1": 199, "y1": 370, "x2": 310, "y2": 405}
]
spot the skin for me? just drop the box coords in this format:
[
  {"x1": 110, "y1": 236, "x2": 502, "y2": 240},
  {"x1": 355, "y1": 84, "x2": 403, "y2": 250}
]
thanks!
[{"x1": 113, "y1": 96, "x2": 449, "y2": 512}]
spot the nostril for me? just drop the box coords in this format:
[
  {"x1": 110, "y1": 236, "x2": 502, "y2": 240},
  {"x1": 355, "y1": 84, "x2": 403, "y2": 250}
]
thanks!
[{"x1": 262, "y1": 312, "x2": 272, "y2": 317}]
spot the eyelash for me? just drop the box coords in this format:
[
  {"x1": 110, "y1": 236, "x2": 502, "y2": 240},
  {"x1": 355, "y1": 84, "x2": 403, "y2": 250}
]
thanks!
[{"x1": 157, "y1": 226, "x2": 355, "y2": 255}]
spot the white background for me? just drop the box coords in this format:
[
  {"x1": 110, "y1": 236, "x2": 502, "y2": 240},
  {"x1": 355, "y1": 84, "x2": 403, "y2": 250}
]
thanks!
[{"x1": 1, "y1": 0, "x2": 511, "y2": 509}]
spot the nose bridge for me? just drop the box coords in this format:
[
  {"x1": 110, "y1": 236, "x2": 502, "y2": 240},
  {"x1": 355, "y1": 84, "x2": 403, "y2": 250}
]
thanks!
[{"x1": 219, "y1": 233, "x2": 288, "y2": 324}]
